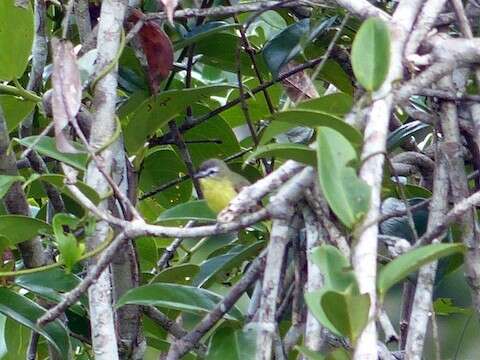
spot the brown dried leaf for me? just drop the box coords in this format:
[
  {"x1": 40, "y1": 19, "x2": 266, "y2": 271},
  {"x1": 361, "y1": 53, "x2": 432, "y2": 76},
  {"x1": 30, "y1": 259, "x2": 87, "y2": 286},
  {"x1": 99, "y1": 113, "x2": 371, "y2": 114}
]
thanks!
[
  {"x1": 280, "y1": 61, "x2": 319, "y2": 103},
  {"x1": 51, "y1": 38, "x2": 82, "y2": 153},
  {"x1": 127, "y1": 9, "x2": 174, "y2": 95},
  {"x1": 159, "y1": 0, "x2": 178, "y2": 25}
]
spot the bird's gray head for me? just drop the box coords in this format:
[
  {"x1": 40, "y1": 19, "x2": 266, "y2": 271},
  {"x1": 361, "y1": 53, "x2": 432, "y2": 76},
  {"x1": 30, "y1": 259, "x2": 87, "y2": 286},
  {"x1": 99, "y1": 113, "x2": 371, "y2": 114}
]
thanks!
[{"x1": 194, "y1": 159, "x2": 230, "y2": 179}]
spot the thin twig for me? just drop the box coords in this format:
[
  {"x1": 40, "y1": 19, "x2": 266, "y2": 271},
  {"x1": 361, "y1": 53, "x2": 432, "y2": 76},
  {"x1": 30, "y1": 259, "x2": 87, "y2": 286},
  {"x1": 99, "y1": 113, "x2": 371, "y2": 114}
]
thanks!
[
  {"x1": 166, "y1": 251, "x2": 267, "y2": 359},
  {"x1": 139, "y1": 147, "x2": 252, "y2": 200},
  {"x1": 151, "y1": 56, "x2": 333, "y2": 146}
]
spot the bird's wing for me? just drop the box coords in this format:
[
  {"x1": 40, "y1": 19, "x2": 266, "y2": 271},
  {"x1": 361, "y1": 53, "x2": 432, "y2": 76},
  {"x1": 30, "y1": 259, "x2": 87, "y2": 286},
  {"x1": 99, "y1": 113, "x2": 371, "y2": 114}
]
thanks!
[{"x1": 232, "y1": 173, "x2": 251, "y2": 193}]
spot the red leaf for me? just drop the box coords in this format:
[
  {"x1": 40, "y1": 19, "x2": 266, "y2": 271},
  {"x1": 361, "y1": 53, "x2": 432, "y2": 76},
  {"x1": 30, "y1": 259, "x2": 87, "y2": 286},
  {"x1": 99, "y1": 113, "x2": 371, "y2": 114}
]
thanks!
[{"x1": 128, "y1": 9, "x2": 174, "y2": 95}]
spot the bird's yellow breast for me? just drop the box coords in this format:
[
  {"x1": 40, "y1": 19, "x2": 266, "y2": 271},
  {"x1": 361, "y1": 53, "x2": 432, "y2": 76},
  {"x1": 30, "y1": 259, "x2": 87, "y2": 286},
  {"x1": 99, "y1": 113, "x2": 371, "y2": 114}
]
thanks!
[{"x1": 199, "y1": 177, "x2": 238, "y2": 214}]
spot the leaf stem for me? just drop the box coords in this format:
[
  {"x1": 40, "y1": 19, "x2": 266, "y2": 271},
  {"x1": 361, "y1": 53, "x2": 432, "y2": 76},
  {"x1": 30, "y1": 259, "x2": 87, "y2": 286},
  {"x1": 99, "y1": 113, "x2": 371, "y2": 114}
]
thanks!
[
  {"x1": 0, "y1": 230, "x2": 114, "y2": 277},
  {"x1": 0, "y1": 82, "x2": 42, "y2": 103}
]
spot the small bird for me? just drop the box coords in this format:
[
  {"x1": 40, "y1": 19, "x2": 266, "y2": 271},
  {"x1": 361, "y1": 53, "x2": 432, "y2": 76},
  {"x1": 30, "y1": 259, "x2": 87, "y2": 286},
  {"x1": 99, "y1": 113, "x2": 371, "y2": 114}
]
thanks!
[{"x1": 194, "y1": 159, "x2": 251, "y2": 214}]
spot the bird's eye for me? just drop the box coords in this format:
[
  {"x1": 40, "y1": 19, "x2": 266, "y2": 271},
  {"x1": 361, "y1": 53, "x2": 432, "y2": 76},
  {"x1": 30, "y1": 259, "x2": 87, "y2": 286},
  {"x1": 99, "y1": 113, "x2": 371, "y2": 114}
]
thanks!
[{"x1": 208, "y1": 168, "x2": 218, "y2": 176}]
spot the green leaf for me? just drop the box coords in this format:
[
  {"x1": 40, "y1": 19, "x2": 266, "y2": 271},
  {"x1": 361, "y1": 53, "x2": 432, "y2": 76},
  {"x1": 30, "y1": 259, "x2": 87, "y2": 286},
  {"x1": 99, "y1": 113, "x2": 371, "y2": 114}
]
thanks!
[
  {"x1": 196, "y1": 33, "x2": 267, "y2": 77},
  {"x1": 193, "y1": 242, "x2": 264, "y2": 288},
  {"x1": 351, "y1": 18, "x2": 390, "y2": 91},
  {"x1": 0, "y1": 175, "x2": 24, "y2": 200},
  {"x1": 124, "y1": 85, "x2": 234, "y2": 154},
  {"x1": 387, "y1": 121, "x2": 431, "y2": 151},
  {"x1": 318, "y1": 60, "x2": 354, "y2": 95},
  {"x1": 149, "y1": 264, "x2": 200, "y2": 285},
  {"x1": 296, "y1": 346, "x2": 325, "y2": 360},
  {"x1": 433, "y1": 298, "x2": 473, "y2": 316},
  {"x1": 174, "y1": 21, "x2": 240, "y2": 51},
  {"x1": 52, "y1": 214, "x2": 84, "y2": 272},
  {"x1": 297, "y1": 347, "x2": 351, "y2": 360},
  {"x1": 246, "y1": 143, "x2": 316, "y2": 165},
  {"x1": 267, "y1": 109, "x2": 362, "y2": 146},
  {"x1": 139, "y1": 148, "x2": 191, "y2": 208},
  {"x1": 0, "y1": 96, "x2": 36, "y2": 132},
  {"x1": 0, "y1": 288, "x2": 71, "y2": 358},
  {"x1": 26, "y1": 174, "x2": 100, "y2": 205},
  {"x1": 2, "y1": 318, "x2": 30, "y2": 360},
  {"x1": 263, "y1": 17, "x2": 336, "y2": 78},
  {"x1": 326, "y1": 348, "x2": 351, "y2": 360},
  {"x1": 15, "y1": 136, "x2": 88, "y2": 170},
  {"x1": 181, "y1": 104, "x2": 241, "y2": 167},
  {"x1": 222, "y1": 79, "x2": 283, "y2": 128},
  {"x1": 156, "y1": 200, "x2": 216, "y2": 222},
  {"x1": 378, "y1": 243, "x2": 465, "y2": 297},
  {"x1": 116, "y1": 283, "x2": 243, "y2": 321},
  {"x1": 297, "y1": 93, "x2": 353, "y2": 116},
  {"x1": 379, "y1": 198, "x2": 429, "y2": 243},
  {"x1": 206, "y1": 326, "x2": 257, "y2": 360},
  {"x1": 321, "y1": 288, "x2": 370, "y2": 344},
  {"x1": 0, "y1": 0, "x2": 34, "y2": 81},
  {"x1": 0, "y1": 215, "x2": 51, "y2": 246},
  {"x1": 259, "y1": 121, "x2": 296, "y2": 146},
  {"x1": 15, "y1": 268, "x2": 85, "y2": 315},
  {"x1": 316, "y1": 127, "x2": 370, "y2": 228},
  {"x1": 310, "y1": 245, "x2": 357, "y2": 292},
  {"x1": 305, "y1": 290, "x2": 342, "y2": 337}
]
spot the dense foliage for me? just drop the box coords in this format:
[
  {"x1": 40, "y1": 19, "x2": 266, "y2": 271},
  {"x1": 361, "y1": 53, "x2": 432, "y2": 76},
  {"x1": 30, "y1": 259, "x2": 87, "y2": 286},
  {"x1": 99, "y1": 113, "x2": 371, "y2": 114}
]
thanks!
[{"x1": 1, "y1": 0, "x2": 480, "y2": 359}]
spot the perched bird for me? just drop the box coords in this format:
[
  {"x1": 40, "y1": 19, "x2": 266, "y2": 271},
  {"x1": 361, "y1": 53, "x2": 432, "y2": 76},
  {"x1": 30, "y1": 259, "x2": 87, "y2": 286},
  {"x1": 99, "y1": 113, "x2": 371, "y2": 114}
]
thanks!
[{"x1": 194, "y1": 159, "x2": 251, "y2": 214}]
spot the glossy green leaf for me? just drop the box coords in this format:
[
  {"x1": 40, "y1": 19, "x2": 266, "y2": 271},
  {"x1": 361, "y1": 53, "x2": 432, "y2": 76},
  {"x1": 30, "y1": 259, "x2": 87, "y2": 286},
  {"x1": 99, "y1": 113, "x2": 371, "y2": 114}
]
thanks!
[
  {"x1": 380, "y1": 198, "x2": 429, "y2": 243},
  {"x1": 298, "y1": 347, "x2": 351, "y2": 360},
  {"x1": 124, "y1": 85, "x2": 235, "y2": 154},
  {"x1": 295, "y1": 346, "x2": 325, "y2": 360},
  {"x1": 0, "y1": 0, "x2": 34, "y2": 81},
  {"x1": 316, "y1": 127, "x2": 370, "y2": 228},
  {"x1": 0, "y1": 215, "x2": 51, "y2": 246},
  {"x1": 0, "y1": 175, "x2": 24, "y2": 200},
  {"x1": 116, "y1": 283, "x2": 243, "y2": 321},
  {"x1": 351, "y1": 18, "x2": 390, "y2": 91},
  {"x1": 310, "y1": 245, "x2": 357, "y2": 292},
  {"x1": 221, "y1": 79, "x2": 283, "y2": 128},
  {"x1": 139, "y1": 148, "x2": 191, "y2": 208},
  {"x1": 263, "y1": 17, "x2": 336, "y2": 78},
  {"x1": 378, "y1": 243, "x2": 465, "y2": 297},
  {"x1": 182, "y1": 104, "x2": 241, "y2": 166},
  {"x1": 0, "y1": 96, "x2": 36, "y2": 132},
  {"x1": 26, "y1": 174, "x2": 100, "y2": 205},
  {"x1": 0, "y1": 288, "x2": 71, "y2": 358},
  {"x1": 387, "y1": 120, "x2": 431, "y2": 151},
  {"x1": 297, "y1": 93, "x2": 353, "y2": 115},
  {"x1": 433, "y1": 298, "x2": 473, "y2": 316},
  {"x1": 206, "y1": 326, "x2": 257, "y2": 360},
  {"x1": 156, "y1": 200, "x2": 216, "y2": 222},
  {"x1": 15, "y1": 136, "x2": 88, "y2": 170},
  {"x1": 321, "y1": 288, "x2": 370, "y2": 344},
  {"x1": 15, "y1": 268, "x2": 86, "y2": 315},
  {"x1": 174, "y1": 21, "x2": 240, "y2": 50},
  {"x1": 305, "y1": 290, "x2": 342, "y2": 337},
  {"x1": 259, "y1": 121, "x2": 295, "y2": 145},
  {"x1": 268, "y1": 109, "x2": 362, "y2": 146},
  {"x1": 246, "y1": 143, "x2": 316, "y2": 165},
  {"x1": 2, "y1": 318, "x2": 30, "y2": 360},
  {"x1": 149, "y1": 264, "x2": 200, "y2": 285},
  {"x1": 189, "y1": 233, "x2": 236, "y2": 265},
  {"x1": 193, "y1": 242, "x2": 264, "y2": 287},
  {"x1": 196, "y1": 33, "x2": 267, "y2": 77},
  {"x1": 52, "y1": 214, "x2": 84, "y2": 272},
  {"x1": 318, "y1": 60, "x2": 354, "y2": 95}
]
